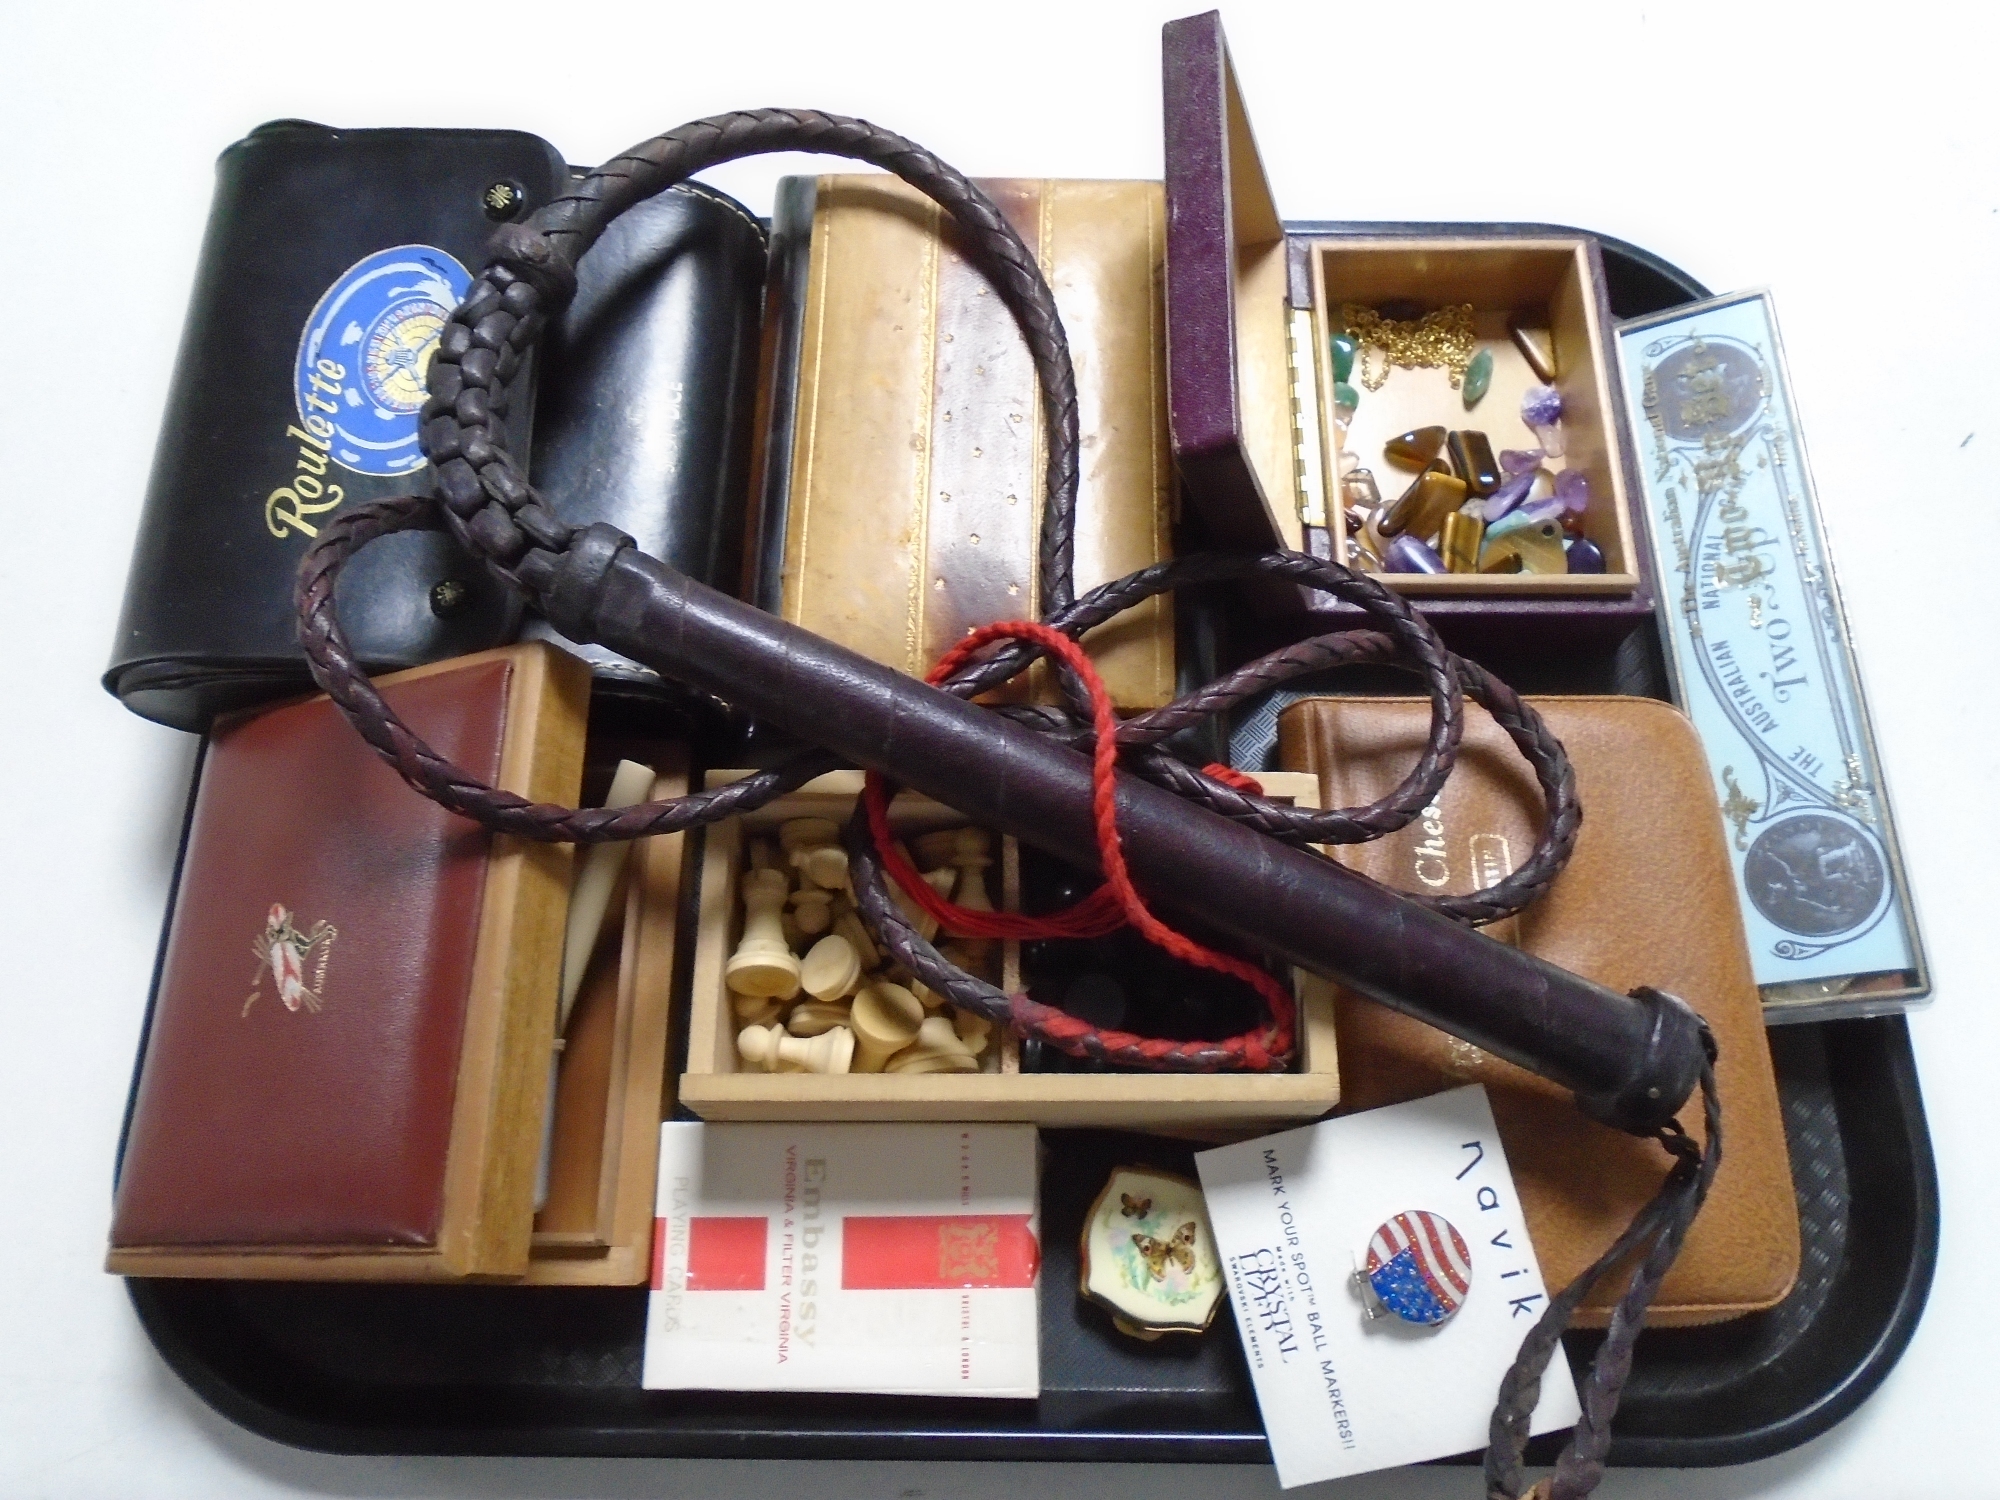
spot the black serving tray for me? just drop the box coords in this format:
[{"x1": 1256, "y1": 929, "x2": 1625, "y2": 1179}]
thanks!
[{"x1": 118, "y1": 235, "x2": 1937, "y2": 1468}]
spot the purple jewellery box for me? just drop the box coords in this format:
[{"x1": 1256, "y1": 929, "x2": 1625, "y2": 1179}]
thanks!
[{"x1": 1163, "y1": 11, "x2": 1654, "y2": 653}]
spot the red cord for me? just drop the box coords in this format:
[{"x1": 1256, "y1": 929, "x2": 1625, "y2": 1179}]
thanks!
[{"x1": 861, "y1": 620, "x2": 1293, "y2": 1068}]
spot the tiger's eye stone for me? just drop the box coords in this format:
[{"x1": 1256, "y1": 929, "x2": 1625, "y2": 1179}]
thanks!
[
  {"x1": 1479, "y1": 552, "x2": 1523, "y2": 575},
  {"x1": 1461, "y1": 348, "x2": 1494, "y2": 408},
  {"x1": 1330, "y1": 332, "x2": 1358, "y2": 383},
  {"x1": 1439, "y1": 511, "x2": 1485, "y2": 573},
  {"x1": 1383, "y1": 534, "x2": 1446, "y2": 574},
  {"x1": 1384, "y1": 426, "x2": 1448, "y2": 471},
  {"x1": 1447, "y1": 430, "x2": 1502, "y2": 496},
  {"x1": 1480, "y1": 520, "x2": 1567, "y2": 574},
  {"x1": 1379, "y1": 467, "x2": 1467, "y2": 541},
  {"x1": 1565, "y1": 537, "x2": 1607, "y2": 574},
  {"x1": 1508, "y1": 317, "x2": 1558, "y2": 383}
]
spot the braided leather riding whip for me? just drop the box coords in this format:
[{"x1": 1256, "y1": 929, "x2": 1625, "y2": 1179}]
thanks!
[{"x1": 292, "y1": 111, "x2": 1720, "y2": 1498}]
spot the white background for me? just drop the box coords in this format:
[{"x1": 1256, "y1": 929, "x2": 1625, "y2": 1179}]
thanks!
[{"x1": 1, "y1": 1, "x2": 1993, "y2": 1496}]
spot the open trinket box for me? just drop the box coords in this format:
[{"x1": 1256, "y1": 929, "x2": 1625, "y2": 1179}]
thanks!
[{"x1": 1163, "y1": 11, "x2": 1650, "y2": 648}]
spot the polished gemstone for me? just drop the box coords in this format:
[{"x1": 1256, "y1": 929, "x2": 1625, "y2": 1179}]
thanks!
[
  {"x1": 1565, "y1": 536, "x2": 1607, "y2": 574},
  {"x1": 1338, "y1": 447, "x2": 1359, "y2": 476},
  {"x1": 1384, "y1": 533, "x2": 1446, "y2": 573},
  {"x1": 1480, "y1": 520, "x2": 1567, "y2": 574},
  {"x1": 1384, "y1": 425, "x2": 1448, "y2": 470},
  {"x1": 1342, "y1": 468, "x2": 1382, "y2": 511},
  {"x1": 1478, "y1": 470, "x2": 1537, "y2": 523},
  {"x1": 1330, "y1": 331, "x2": 1358, "y2": 383},
  {"x1": 1499, "y1": 447, "x2": 1545, "y2": 476},
  {"x1": 1439, "y1": 511, "x2": 1484, "y2": 573},
  {"x1": 1461, "y1": 347, "x2": 1493, "y2": 408},
  {"x1": 1508, "y1": 317, "x2": 1558, "y2": 383},
  {"x1": 1479, "y1": 552, "x2": 1523, "y2": 574},
  {"x1": 1486, "y1": 495, "x2": 1564, "y2": 539},
  {"x1": 1379, "y1": 467, "x2": 1467, "y2": 541},
  {"x1": 1555, "y1": 468, "x2": 1590, "y2": 513},
  {"x1": 1334, "y1": 382, "x2": 1360, "y2": 414},
  {"x1": 1447, "y1": 430, "x2": 1502, "y2": 496},
  {"x1": 1521, "y1": 384, "x2": 1566, "y2": 458}
]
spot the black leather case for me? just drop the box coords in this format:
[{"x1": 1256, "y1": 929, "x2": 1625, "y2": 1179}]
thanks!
[
  {"x1": 107, "y1": 123, "x2": 767, "y2": 732},
  {"x1": 525, "y1": 182, "x2": 768, "y2": 701}
]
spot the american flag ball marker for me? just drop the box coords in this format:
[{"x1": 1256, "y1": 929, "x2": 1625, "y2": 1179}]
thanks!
[{"x1": 1364, "y1": 1211, "x2": 1473, "y2": 1327}]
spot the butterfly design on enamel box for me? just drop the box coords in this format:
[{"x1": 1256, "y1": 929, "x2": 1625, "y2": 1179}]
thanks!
[{"x1": 1131, "y1": 1221, "x2": 1198, "y2": 1282}]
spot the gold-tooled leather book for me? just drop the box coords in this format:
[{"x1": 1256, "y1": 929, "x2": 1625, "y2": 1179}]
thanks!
[
  {"x1": 1277, "y1": 694, "x2": 1799, "y2": 1327},
  {"x1": 756, "y1": 175, "x2": 1175, "y2": 710}
]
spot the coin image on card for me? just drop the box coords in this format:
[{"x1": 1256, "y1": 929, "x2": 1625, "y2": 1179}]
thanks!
[{"x1": 1743, "y1": 813, "x2": 1886, "y2": 937}]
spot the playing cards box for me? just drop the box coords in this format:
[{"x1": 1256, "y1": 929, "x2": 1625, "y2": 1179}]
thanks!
[{"x1": 642, "y1": 1123, "x2": 1040, "y2": 1397}]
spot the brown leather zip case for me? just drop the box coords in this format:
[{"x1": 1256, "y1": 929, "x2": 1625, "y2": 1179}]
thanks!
[{"x1": 1278, "y1": 694, "x2": 1799, "y2": 1326}]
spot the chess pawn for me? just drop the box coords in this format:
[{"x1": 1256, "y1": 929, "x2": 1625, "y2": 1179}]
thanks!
[
  {"x1": 739, "y1": 1022, "x2": 855, "y2": 1074},
  {"x1": 791, "y1": 886, "x2": 833, "y2": 937},
  {"x1": 948, "y1": 828, "x2": 995, "y2": 912},
  {"x1": 800, "y1": 934, "x2": 863, "y2": 1002},
  {"x1": 885, "y1": 1014, "x2": 979, "y2": 1074},
  {"x1": 946, "y1": 827, "x2": 996, "y2": 965},
  {"x1": 795, "y1": 844, "x2": 850, "y2": 892},
  {"x1": 779, "y1": 817, "x2": 840, "y2": 857},
  {"x1": 910, "y1": 978, "x2": 946, "y2": 1013},
  {"x1": 787, "y1": 998, "x2": 852, "y2": 1037},
  {"x1": 727, "y1": 867, "x2": 802, "y2": 999},
  {"x1": 730, "y1": 990, "x2": 786, "y2": 1028},
  {"x1": 909, "y1": 828, "x2": 961, "y2": 871},
  {"x1": 850, "y1": 981, "x2": 925, "y2": 1072}
]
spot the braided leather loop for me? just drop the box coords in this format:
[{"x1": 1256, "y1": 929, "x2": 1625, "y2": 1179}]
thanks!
[
  {"x1": 1484, "y1": 1006, "x2": 1721, "y2": 1500},
  {"x1": 293, "y1": 111, "x2": 1577, "y2": 1059}
]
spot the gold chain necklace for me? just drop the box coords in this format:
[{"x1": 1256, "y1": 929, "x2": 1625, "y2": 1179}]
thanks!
[{"x1": 1342, "y1": 303, "x2": 1477, "y2": 390}]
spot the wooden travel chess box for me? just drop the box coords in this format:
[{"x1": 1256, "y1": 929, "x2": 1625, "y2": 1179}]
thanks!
[{"x1": 679, "y1": 769, "x2": 1339, "y2": 1130}]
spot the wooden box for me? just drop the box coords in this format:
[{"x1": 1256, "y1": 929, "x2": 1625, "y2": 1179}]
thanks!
[
  {"x1": 109, "y1": 645, "x2": 589, "y2": 1281},
  {"x1": 679, "y1": 769, "x2": 1339, "y2": 1131},
  {"x1": 1163, "y1": 11, "x2": 1652, "y2": 644},
  {"x1": 523, "y1": 753, "x2": 691, "y2": 1285}
]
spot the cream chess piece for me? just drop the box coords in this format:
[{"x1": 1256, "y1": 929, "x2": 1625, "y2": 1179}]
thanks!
[
  {"x1": 850, "y1": 981, "x2": 925, "y2": 1072},
  {"x1": 885, "y1": 1014, "x2": 979, "y2": 1074},
  {"x1": 556, "y1": 758, "x2": 655, "y2": 1034},
  {"x1": 800, "y1": 934, "x2": 863, "y2": 1001},
  {"x1": 786, "y1": 999, "x2": 852, "y2": 1037},
  {"x1": 730, "y1": 990, "x2": 786, "y2": 1028},
  {"x1": 830, "y1": 908, "x2": 880, "y2": 970},
  {"x1": 795, "y1": 844, "x2": 850, "y2": 892},
  {"x1": 727, "y1": 867, "x2": 802, "y2": 999},
  {"x1": 791, "y1": 886, "x2": 833, "y2": 936},
  {"x1": 738, "y1": 1022, "x2": 855, "y2": 1074},
  {"x1": 948, "y1": 828, "x2": 995, "y2": 913},
  {"x1": 953, "y1": 1007, "x2": 993, "y2": 1056}
]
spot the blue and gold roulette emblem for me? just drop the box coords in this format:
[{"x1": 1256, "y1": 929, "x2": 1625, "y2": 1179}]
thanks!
[{"x1": 294, "y1": 245, "x2": 472, "y2": 476}]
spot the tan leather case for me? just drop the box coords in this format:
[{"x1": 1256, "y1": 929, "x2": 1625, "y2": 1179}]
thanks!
[
  {"x1": 1277, "y1": 695, "x2": 1799, "y2": 1326},
  {"x1": 778, "y1": 175, "x2": 1174, "y2": 708}
]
